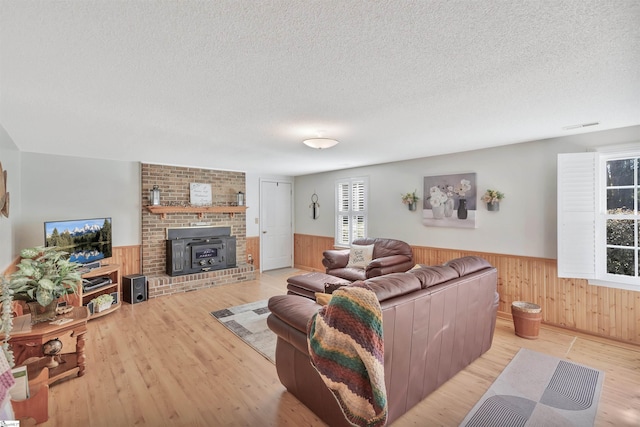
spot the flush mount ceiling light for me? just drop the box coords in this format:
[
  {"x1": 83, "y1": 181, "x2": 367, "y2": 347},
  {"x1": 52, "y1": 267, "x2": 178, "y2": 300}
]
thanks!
[{"x1": 302, "y1": 137, "x2": 339, "y2": 149}]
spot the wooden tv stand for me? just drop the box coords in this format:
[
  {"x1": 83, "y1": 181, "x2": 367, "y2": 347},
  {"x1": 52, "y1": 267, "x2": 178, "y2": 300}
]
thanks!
[{"x1": 79, "y1": 264, "x2": 122, "y2": 319}]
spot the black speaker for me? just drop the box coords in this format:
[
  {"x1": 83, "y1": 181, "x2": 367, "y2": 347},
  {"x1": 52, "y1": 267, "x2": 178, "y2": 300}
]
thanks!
[{"x1": 123, "y1": 274, "x2": 147, "y2": 304}]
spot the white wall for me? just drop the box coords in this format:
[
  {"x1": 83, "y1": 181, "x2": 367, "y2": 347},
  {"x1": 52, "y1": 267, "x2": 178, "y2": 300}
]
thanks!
[
  {"x1": 294, "y1": 126, "x2": 640, "y2": 259},
  {"x1": 5, "y1": 126, "x2": 639, "y2": 263},
  {"x1": 0, "y1": 123, "x2": 21, "y2": 269},
  {"x1": 16, "y1": 153, "x2": 141, "y2": 251}
]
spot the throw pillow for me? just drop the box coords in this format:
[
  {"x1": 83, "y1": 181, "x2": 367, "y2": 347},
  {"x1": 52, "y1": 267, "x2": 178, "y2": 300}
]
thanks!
[
  {"x1": 346, "y1": 244, "x2": 375, "y2": 268},
  {"x1": 315, "y1": 292, "x2": 332, "y2": 306}
]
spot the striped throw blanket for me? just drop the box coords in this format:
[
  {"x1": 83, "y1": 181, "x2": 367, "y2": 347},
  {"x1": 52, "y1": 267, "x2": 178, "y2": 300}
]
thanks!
[{"x1": 307, "y1": 283, "x2": 387, "y2": 427}]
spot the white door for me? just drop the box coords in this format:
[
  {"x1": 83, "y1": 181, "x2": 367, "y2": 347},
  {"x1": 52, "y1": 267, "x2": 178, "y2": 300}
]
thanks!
[{"x1": 260, "y1": 180, "x2": 293, "y2": 271}]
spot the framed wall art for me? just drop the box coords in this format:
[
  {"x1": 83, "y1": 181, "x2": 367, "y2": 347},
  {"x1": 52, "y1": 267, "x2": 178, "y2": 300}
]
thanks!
[
  {"x1": 190, "y1": 182, "x2": 212, "y2": 206},
  {"x1": 422, "y1": 172, "x2": 477, "y2": 228}
]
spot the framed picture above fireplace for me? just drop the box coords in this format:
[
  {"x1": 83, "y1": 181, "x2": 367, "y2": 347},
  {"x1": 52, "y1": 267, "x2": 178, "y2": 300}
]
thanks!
[{"x1": 190, "y1": 182, "x2": 212, "y2": 206}]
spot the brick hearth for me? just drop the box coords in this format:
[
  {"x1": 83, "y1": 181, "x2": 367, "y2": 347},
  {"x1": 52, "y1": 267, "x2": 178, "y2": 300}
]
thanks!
[{"x1": 146, "y1": 265, "x2": 255, "y2": 298}]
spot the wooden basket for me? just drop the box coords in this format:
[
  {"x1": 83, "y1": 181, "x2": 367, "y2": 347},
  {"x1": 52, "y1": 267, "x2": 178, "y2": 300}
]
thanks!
[{"x1": 511, "y1": 301, "x2": 542, "y2": 339}]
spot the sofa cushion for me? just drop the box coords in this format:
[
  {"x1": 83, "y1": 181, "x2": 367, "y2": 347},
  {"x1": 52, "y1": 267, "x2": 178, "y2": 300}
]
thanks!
[
  {"x1": 409, "y1": 265, "x2": 459, "y2": 288},
  {"x1": 346, "y1": 244, "x2": 375, "y2": 268},
  {"x1": 445, "y1": 256, "x2": 492, "y2": 276},
  {"x1": 363, "y1": 273, "x2": 422, "y2": 302},
  {"x1": 326, "y1": 267, "x2": 367, "y2": 282},
  {"x1": 352, "y1": 237, "x2": 413, "y2": 259}
]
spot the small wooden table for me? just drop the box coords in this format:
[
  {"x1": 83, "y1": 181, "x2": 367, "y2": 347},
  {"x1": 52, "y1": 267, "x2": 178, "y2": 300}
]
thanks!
[{"x1": 8, "y1": 306, "x2": 89, "y2": 385}]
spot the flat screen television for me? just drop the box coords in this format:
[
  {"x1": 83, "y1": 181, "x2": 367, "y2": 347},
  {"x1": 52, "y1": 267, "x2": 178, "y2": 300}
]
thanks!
[{"x1": 44, "y1": 217, "x2": 112, "y2": 264}]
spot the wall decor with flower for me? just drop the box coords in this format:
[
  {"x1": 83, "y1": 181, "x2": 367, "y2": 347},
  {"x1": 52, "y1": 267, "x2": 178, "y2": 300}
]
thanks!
[
  {"x1": 422, "y1": 173, "x2": 477, "y2": 228},
  {"x1": 401, "y1": 190, "x2": 419, "y2": 211},
  {"x1": 481, "y1": 189, "x2": 505, "y2": 211}
]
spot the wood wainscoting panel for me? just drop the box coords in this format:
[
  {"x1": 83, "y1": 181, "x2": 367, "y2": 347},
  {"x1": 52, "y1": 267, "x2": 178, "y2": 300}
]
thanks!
[
  {"x1": 293, "y1": 233, "x2": 335, "y2": 272},
  {"x1": 293, "y1": 234, "x2": 640, "y2": 345},
  {"x1": 246, "y1": 236, "x2": 260, "y2": 271},
  {"x1": 3, "y1": 246, "x2": 141, "y2": 278},
  {"x1": 107, "y1": 245, "x2": 141, "y2": 277}
]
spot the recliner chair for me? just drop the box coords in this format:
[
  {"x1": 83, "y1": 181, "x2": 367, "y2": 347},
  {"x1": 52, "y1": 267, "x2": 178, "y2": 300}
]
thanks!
[{"x1": 321, "y1": 237, "x2": 414, "y2": 281}]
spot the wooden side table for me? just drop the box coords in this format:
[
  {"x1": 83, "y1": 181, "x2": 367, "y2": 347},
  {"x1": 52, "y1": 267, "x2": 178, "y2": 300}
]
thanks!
[{"x1": 9, "y1": 306, "x2": 89, "y2": 385}]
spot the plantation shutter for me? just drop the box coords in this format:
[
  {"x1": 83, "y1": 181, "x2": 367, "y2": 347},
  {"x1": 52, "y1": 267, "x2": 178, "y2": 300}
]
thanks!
[
  {"x1": 337, "y1": 182, "x2": 351, "y2": 245},
  {"x1": 557, "y1": 152, "x2": 597, "y2": 279},
  {"x1": 335, "y1": 178, "x2": 368, "y2": 245},
  {"x1": 352, "y1": 180, "x2": 366, "y2": 240}
]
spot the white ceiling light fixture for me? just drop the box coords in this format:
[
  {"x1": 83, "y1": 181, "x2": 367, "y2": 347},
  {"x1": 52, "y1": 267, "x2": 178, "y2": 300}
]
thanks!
[{"x1": 303, "y1": 137, "x2": 340, "y2": 150}]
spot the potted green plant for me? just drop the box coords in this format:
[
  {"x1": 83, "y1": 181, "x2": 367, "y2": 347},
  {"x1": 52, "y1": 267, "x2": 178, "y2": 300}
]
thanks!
[
  {"x1": 91, "y1": 293, "x2": 114, "y2": 313},
  {"x1": 481, "y1": 189, "x2": 505, "y2": 211},
  {"x1": 401, "y1": 190, "x2": 420, "y2": 211},
  {"x1": 8, "y1": 246, "x2": 81, "y2": 323},
  {"x1": 0, "y1": 276, "x2": 15, "y2": 367}
]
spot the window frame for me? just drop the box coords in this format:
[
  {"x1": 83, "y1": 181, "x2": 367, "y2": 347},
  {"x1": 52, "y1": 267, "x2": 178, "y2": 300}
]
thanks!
[
  {"x1": 596, "y1": 152, "x2": 639, "y2": 286},
  {"x1": 335, "y1": 176, "x2": 368, "y2": 247},
  {"x1": 558, "y1": 147, "x2": 640, "y2": 291}
]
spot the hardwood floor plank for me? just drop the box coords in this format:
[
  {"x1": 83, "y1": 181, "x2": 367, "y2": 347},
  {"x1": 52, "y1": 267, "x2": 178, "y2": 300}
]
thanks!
[{"x1": 37, "y1": 269, "x2": 640, "y2": 426}]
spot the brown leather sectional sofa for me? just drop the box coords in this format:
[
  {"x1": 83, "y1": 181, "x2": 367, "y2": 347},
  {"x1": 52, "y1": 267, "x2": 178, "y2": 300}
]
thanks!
[{"x1": 267, "y1": 256, "x2": 499, "y2": 426}]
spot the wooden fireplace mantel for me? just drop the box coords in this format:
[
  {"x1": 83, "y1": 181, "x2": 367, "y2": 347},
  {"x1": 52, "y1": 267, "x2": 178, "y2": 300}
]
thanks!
[{"x1": 146, "y1": 205, "x2": 247, "y2": 219}]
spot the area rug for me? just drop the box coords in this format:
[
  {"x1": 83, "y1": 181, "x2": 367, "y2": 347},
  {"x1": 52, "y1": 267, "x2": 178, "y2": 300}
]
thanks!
[
  {"x1": 460, "y1": 348, "x2": 604, "y2": 426},
  {"x1": 210, "y1": 299, "x2": 275, "y2": 364}
]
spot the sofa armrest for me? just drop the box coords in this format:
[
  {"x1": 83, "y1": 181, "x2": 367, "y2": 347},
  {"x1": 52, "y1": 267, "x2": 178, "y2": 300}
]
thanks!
[
  {"x1": 267, "y1": 295, "x2": 319, "y2": 356},
  {"x1": 268, "y1": 295, "x2": 319, "y2": 334},
  {"x1": 322, "y1": 249, "x2": 350, "y2": 270}
]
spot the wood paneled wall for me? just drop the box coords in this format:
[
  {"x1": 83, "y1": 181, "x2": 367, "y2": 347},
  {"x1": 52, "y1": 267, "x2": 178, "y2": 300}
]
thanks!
[
  {"x1": 2, "y1": 246, "x2": 141, "y2": 278},
  {"x1": 106, "y1": 245, "x2": 141, "y2": 277},
  {"x1": 246, "y1": 236, "x2": 260, "y2": 271},
  {"x1": 293, "y1": 234, "x2": 640, "y2": 345},
  {"x1": 293, "y1": 234, "x2": 336, "y2": 272}
]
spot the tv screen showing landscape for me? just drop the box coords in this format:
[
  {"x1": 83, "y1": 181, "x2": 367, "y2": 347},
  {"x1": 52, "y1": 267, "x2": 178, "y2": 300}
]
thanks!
[{"x1": 44, "y1": 217, "x2": 112, "y2": 264}]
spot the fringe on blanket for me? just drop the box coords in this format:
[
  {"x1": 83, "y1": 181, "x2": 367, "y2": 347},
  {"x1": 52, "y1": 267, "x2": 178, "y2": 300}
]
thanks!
[{"x1": 307, "y1": 283, "x2": 387, "y2": 427}]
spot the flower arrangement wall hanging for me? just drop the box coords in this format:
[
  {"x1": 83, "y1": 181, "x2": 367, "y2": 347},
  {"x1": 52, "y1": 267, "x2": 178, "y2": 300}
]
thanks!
[
  {"x1": 481, "y1": 189, "x2": 505, "y2": 211},
  {"x1": 401, "y1": 190, "x2": 419, "y2": 211},
  {"x1": 422, "y1": 173, "x2": 477, "y2": 228}
]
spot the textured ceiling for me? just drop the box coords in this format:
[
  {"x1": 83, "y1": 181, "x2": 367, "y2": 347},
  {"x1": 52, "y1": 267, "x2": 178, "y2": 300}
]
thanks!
[{"x1": 1, "y1": 1, "x2": 639, "y2": 176}]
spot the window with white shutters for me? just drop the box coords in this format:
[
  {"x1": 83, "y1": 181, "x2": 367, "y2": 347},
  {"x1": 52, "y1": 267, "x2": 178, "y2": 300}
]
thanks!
[
  {"x1": 558, "y1": 149, "x2": 640, "y2": 290},
  {"x1": 335, "y1": 177, "x2": 368, "y2": 246}
]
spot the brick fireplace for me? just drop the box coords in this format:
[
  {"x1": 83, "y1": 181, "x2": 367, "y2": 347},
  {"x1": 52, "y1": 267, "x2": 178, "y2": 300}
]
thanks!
[{"x1": 141, "y1": 163, "x2": 255, "y2": 298}]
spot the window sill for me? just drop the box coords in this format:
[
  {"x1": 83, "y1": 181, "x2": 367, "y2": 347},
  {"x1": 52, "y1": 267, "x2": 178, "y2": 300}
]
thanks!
[{"x1": 588, "y1": 279, "x2": 639, "y2": 292}]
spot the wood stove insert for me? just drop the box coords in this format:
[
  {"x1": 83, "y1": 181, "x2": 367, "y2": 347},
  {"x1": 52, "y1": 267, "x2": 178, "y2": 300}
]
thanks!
[{"x1": 166, "y1": 227, "x2": 237, "y2": 276}]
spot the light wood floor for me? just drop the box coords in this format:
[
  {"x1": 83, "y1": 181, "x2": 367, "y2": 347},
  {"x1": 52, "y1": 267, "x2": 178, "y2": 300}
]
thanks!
[{"x1": 39, "y1": 269, "x2": 639, "y2": 426}]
